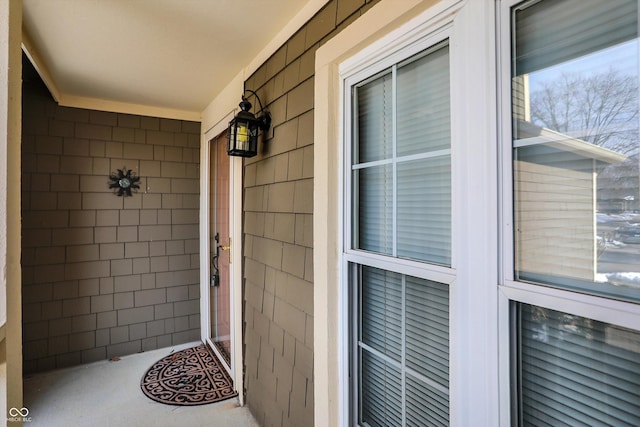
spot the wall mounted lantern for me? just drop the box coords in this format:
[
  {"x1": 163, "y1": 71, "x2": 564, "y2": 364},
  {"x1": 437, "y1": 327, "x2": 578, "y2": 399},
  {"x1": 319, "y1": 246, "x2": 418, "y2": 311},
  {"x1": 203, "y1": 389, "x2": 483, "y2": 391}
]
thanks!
[{"x1": 227, "y1": 90, "x2": 271, "y2": 158}]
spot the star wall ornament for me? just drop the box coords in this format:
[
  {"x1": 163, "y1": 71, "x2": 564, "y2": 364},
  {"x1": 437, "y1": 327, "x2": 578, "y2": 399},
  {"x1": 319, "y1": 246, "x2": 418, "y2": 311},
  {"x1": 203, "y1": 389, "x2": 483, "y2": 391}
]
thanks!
[{"x1": 109, "y1": 167, "x2": 141, "y2": 197}]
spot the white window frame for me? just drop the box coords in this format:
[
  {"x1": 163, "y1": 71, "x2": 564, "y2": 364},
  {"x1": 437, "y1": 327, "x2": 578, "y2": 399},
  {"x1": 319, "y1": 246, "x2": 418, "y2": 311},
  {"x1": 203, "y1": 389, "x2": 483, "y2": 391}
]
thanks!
[
  {"x1": 343, "y1": 31, "x2": 456, "y2": 426},
  {"x1": 496, "y1": 0, "x2": 640, "y2": 423}
]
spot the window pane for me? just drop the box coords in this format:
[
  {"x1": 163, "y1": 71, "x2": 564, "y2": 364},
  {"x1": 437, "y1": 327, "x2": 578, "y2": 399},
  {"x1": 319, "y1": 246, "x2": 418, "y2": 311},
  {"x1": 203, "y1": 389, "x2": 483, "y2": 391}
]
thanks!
[
  {"x1": 519, "y1": 304, "x2": 640, "y2": 426},
  {"x1": 356, "y1": 72, "x2": 393, "y2": 164},
  {"x1": 397, "y1": 44, "x2": 450, "y2": 156},
  {"x1": 405, "y1": 276, "x2": 449, "y2": 389},
  {"x1": 406, "y1": 374, "x2": 449, "y2": 427},
  {"x1": 512, "y1": 0, "x2": 640, "y2": 301},
  {"x1": 360, "y1": 351, "x2": 402, "y2": 426},
  {"x1": 360, "y1": 266, "x2": 402, "y2": 361},
  {"x1": 356, "y1": 164, "x2": 393, "y2": 255},
  {"x1": 397, "y1": 157, "x2": 451, "y2": 264}
]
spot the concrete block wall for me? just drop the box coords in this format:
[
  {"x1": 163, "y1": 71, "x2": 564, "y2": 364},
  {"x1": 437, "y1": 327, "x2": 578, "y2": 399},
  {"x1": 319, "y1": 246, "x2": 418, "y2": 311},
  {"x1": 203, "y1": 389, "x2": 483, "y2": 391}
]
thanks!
[
  {"x1": 21, "y1": 80, "x2": 201, "y2": 373},
  {"x1": 242, "y1": 0, "x2": 380, "y2": 425}
]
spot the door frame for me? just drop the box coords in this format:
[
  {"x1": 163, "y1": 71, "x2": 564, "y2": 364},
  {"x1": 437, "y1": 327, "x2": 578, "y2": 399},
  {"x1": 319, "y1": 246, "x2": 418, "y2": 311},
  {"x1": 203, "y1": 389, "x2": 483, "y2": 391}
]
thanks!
[{"x1": 200, "y1": 112, "x2": 245, "y2": 404}]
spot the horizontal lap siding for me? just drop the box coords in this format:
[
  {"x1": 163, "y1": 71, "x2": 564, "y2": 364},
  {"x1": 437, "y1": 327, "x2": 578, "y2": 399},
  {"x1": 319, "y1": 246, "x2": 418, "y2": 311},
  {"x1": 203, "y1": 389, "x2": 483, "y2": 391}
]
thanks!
[{"x1": 514, "y1": 157, "x2": 596, "y2": 281}]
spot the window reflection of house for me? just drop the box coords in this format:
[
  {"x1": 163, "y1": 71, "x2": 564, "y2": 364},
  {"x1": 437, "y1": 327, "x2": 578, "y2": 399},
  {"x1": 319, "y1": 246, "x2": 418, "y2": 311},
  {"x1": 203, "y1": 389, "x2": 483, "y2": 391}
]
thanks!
[{"x1": 514, "y1": 120, "x2": 626, "y2": 282}]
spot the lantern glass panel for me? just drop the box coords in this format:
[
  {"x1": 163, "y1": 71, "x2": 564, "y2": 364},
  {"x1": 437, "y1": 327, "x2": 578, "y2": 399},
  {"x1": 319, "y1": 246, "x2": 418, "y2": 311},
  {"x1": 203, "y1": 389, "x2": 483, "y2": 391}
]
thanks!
[{"x1": 227, "y1": 117, "x2": 259, "y2": 157}]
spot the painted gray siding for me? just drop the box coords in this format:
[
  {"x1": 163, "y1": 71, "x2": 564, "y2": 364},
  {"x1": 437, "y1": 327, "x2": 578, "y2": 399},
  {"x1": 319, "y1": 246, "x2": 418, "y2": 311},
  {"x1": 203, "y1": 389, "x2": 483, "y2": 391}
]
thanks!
[
  {"x1": 21, "y1": 72, "x2": 201, "y2": 374},
  {"x1": 241, "y1": 1, "x2": 381, "y2": 426}
]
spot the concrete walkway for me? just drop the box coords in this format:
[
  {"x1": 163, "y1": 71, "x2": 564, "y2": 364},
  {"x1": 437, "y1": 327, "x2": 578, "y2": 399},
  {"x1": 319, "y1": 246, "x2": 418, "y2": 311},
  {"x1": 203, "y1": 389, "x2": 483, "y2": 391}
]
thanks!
[{"x1": 22, "y1": 342, "x2": 259, "y2": 427}]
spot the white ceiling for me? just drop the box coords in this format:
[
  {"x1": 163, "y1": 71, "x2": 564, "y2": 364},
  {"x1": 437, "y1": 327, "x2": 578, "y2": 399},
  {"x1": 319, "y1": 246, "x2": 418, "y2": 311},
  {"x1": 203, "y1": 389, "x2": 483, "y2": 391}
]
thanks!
[{"x1": 22, "y1": 0, "x2": 322, "y2": 119}]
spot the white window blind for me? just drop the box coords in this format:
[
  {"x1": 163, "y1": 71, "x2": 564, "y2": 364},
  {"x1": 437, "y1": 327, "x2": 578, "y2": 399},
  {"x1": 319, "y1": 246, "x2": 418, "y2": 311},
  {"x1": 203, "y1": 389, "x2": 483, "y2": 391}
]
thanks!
[
  {"x1": 519, "y1": 304, "x2": 640, "y2": 426},
  {"x1": 353, "y1": 43, "x2": 451, "y2": 266},
  {"x1": 358, "y1": 266, "x2": 449, "y2": 427},
  {"x1": 514, "y1": 0, "x2": 637, "y2": 76},
  {"x1": 357, "y1": 73, "x2": 393, "y2": 163}
]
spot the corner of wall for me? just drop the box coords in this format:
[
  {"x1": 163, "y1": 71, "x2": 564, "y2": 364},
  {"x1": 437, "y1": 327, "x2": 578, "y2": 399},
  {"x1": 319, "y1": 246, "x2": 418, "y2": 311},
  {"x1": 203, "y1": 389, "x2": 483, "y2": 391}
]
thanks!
[
  {"x1": 1, "y1": 0, "x2": 24, "y2": 415},
  {"x1": 201, "y1": 73, "x2": 244, "y2": 136}
]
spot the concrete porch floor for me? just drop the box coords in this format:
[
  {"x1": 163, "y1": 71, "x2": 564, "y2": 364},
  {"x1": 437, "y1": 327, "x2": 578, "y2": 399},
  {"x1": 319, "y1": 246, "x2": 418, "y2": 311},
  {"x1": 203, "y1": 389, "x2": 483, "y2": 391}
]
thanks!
[{"x1": 22, "y1": 342, "x2": 259, "y2": 427}]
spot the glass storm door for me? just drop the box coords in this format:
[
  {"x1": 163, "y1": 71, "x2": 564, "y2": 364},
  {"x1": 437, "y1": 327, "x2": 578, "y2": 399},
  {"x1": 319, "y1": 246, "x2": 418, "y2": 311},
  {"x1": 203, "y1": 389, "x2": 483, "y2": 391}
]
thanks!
[{"x1": 209, "y1": 133, "x2": 232, "y2": 373}]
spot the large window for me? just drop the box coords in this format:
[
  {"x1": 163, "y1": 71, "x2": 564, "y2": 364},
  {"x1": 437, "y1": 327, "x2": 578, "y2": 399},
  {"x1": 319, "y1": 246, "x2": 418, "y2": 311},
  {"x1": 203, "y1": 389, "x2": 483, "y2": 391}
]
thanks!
[
  {"x1": 511, "y1": 0, "x2": 640, "y2": 302},
  {"x1": 347, "y1": 40, "x2": 452, "y2": 426},
  {"x1": 509, "y1": 0, "x2": 640, "y2": 424}
]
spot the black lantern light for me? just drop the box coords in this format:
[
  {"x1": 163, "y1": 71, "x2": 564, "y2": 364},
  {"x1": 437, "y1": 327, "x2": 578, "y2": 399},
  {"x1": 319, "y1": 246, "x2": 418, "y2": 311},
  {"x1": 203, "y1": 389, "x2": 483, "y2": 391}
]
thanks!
[{"x1": 227, "y1": 90, "x2": 271, "y2": 157}]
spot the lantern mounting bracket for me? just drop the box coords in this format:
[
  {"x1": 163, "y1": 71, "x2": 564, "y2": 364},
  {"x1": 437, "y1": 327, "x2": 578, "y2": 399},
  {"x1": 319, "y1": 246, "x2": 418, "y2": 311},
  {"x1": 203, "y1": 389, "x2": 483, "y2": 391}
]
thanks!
[{"x1": 242, "y1": 90, "x2": 271, "y2": 131}]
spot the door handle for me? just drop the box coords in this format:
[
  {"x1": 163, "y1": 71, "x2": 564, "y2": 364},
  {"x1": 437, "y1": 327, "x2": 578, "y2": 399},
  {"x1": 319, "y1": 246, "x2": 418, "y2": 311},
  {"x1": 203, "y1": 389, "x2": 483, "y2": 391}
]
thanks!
[{"x1": 217, "y1": 238, "x2": 232, "y2": 264}]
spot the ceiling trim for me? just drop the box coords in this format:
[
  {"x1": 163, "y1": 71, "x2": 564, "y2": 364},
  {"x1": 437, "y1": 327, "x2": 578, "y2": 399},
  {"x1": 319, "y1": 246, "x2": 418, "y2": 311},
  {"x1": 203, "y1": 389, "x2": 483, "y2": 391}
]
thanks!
[{"x1": 58, "y1": 94, "x2": 201, "y2": 122}]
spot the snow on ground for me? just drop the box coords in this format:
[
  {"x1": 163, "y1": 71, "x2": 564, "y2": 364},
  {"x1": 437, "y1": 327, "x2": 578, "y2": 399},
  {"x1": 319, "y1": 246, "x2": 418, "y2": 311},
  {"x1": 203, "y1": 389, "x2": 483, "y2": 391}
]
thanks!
[{"x1": 596, "y1": 272, "x2": 640, "y2": 287}]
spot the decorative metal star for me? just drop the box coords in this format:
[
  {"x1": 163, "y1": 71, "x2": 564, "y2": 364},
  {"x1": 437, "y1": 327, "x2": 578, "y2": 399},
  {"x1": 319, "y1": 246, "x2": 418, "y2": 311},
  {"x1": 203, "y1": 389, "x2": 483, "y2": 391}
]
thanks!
[{"x1": 109, "y1": 167, "x2": 140, "y2": 197}]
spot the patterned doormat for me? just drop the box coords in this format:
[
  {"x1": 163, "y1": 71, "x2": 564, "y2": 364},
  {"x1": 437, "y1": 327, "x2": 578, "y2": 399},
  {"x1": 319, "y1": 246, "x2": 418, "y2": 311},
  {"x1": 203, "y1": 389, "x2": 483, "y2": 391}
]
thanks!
[{"x1": 140, "y1": 344, "x2": 237, "y2": 406}]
